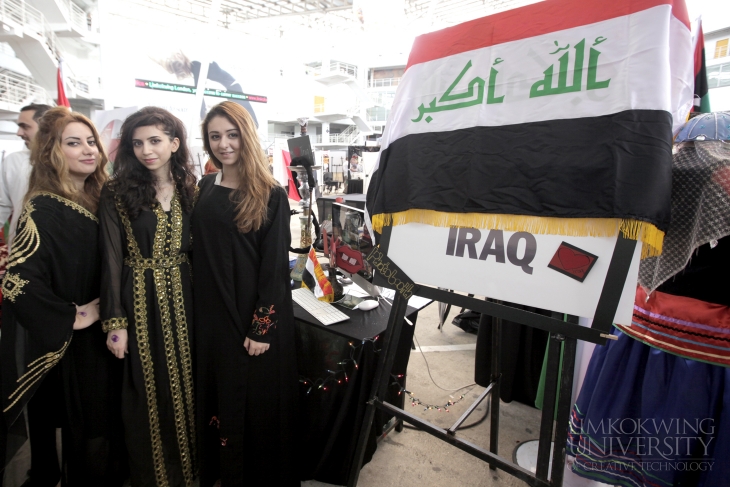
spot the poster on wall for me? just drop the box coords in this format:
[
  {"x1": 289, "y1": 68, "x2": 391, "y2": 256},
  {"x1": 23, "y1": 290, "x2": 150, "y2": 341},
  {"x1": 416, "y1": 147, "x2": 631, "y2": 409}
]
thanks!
[
  {"x1": 93, "y1": 106, "x2": 139, "y2": 164},
  {"x1": 106, "y1": 41, "x2": 269, "y2": 144}
]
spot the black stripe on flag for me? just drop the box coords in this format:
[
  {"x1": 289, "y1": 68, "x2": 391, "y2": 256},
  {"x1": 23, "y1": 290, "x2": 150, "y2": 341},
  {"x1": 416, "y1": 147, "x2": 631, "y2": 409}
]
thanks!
[{"x1": 368, "y1": 109, "x2": 673, "y2": 231}]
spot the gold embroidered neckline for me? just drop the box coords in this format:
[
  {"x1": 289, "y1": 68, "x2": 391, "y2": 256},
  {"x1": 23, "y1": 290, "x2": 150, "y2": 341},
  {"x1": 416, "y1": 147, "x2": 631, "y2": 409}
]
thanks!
[{"x1": 34, "y1": 192, "x2": 98, "y2": 223}]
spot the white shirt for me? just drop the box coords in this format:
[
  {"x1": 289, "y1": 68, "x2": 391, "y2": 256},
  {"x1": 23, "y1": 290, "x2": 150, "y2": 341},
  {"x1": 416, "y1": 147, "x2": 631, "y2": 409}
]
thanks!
[{"x1": 0, "y1": 149, "x2": 32, "y2": 250}]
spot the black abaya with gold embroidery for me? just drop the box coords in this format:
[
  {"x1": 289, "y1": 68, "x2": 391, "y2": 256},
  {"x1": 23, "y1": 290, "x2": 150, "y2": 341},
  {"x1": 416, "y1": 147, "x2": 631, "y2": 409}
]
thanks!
[
  {"x1": 99, "y1": 185, "x2": 196, "y2": 487},
  {"x1": 0, "y1": 193, "x2": 122, "y2": 486},
  {"x1": 192, "y1": 176, "x2": 299, "y2": 487}
]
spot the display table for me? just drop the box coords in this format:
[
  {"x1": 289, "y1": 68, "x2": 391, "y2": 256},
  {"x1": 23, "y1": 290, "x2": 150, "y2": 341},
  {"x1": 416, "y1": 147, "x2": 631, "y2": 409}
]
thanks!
[{"x1": 295, "y1": 293, "x2": 430, "y2": 484}]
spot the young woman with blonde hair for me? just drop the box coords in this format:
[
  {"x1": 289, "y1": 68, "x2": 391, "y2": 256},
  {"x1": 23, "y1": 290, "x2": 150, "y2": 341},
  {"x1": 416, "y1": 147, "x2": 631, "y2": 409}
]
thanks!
[
  {"x1": 0, "y1": 107, "x2": 123, "y2": 486},
  {"x1": 192, "y1": 101, "x2": 299, "y2": 486}
]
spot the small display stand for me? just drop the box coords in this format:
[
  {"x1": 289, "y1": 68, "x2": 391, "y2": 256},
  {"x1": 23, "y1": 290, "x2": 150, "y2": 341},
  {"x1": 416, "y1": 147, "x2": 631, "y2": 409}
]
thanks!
[{"x1": 347, "y1": 226, "x2": 638, "y2": 487}]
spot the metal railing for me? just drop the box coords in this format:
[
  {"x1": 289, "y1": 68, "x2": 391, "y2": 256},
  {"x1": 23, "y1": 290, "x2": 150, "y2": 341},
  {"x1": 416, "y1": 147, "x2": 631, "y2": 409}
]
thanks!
[
  {"x1": 0, "y1": 0, "x2": 62, "y2": 61},
  {"x1": 368, "y1": 77, "x2": 401, "y2": 88},
  {"x1": 69, "y1": 1, "x2": 88, "y2": 33},
  {"x1": 309, "y1": 61, "x2": 358, "y2": 78},
  {"x1": 346, "y1": 103, "x2": 361, "y2": 118},
  {"x1": 267, "y1": 133, "x2": 296, "y2": 140},
  {"x1": 0, "y1": 42, "x2": 14, "y2": 55},
  {"x1": 0, "y1": 70, "x2": 53, "y2": 106},
  {"x1": 330, "y1": 61, "x2": 357, "y2": 78},
  {"x1": 317, "y1": 125, "x2": 360, "y2": 145},
  {"x1": 66, "y1": 73, "x2": 90, "y2": 95},
  {"x1": 39, "y1": 0, "x2": 89, "y2": 34}
]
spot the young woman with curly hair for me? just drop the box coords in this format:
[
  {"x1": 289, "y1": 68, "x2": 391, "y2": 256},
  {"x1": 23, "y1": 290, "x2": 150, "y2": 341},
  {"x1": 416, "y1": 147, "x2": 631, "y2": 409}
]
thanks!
[
  {"x1": 0, "y1": 107, "x2": 124, "y2": 486},
  {"x1": 192, "y1": 101, "x2": 298, "y2": 486},
  {"x1": 99, "y1": 107, "x2": 197, "y2": 487}
]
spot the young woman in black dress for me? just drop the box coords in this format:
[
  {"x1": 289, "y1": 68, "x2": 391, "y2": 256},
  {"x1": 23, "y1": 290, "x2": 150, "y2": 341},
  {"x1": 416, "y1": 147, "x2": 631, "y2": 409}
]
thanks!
[
  {"x1": 192, "y1": 101, "x2": 299, "y2": 486},
  {"x1": 99, "y1": 107, "x2": 197, "y2": 486},
  {"x1": 0, "y1": 107, "x2": 122, "y2": 486}
]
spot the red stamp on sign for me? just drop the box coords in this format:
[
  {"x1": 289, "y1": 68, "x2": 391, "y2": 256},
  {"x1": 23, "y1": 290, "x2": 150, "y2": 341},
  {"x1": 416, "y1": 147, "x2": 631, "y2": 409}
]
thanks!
[{"x1": 547, "y1": 242, "x2": 598, "y2": 283}]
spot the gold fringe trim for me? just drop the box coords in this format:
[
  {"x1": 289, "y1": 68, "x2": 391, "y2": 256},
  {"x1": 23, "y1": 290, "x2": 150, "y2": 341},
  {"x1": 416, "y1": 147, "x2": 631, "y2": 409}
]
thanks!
[{"x1": 372, "y1": 210, "x2": 664, "y2": 258}]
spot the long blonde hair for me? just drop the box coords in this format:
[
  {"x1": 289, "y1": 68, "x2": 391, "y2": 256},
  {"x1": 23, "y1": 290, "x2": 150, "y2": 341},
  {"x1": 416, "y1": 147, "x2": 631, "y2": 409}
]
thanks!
[
  {"x1": 26, "y1": 107, "x2": 109, "y2": 213},
  {"x1": 202, "y1": 101, "x2": 277, "y2": 233}
]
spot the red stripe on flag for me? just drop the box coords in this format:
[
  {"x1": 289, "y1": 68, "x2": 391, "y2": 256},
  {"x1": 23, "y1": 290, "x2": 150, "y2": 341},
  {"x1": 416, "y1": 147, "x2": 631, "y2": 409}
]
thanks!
[
  {"x1": 406, "y1": 0, "x2": 690, "y2": 70},
  {"x1": 57, "y1": 66, "x2": 70, "y2": 108},
  {"x1": 282, "y1": 150, "x2": 301, "y2": 202}
]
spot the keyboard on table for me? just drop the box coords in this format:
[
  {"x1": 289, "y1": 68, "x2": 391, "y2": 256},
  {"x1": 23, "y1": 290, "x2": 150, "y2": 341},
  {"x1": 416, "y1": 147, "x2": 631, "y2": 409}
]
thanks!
[{"x1": 291, "y1": 288, "x2": 350, "y2": 326}]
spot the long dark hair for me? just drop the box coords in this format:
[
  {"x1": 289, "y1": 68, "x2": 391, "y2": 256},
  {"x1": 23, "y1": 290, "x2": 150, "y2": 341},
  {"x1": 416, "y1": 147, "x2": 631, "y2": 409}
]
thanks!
[
  {"x1": 109, "y1": 107, "x2": 196, "y2": 219},
  {"x1": 27, "y1": 107, "x2": 109, "y2": 213},
  {"x1": 202, "y1": 101, "x2": 276, "y2": 233}
]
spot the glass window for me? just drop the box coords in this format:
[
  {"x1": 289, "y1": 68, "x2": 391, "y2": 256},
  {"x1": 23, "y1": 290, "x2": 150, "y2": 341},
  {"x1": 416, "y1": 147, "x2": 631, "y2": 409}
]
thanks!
[
  {"x1": 719, "y1": 64, "x2": 730, "y2": 88},
  {"x1": 708, "y1": 65, "x2": 721, "y2": 89},
  {"x1": 708, "y1": 62, "x2": 730, "y2": 89}
]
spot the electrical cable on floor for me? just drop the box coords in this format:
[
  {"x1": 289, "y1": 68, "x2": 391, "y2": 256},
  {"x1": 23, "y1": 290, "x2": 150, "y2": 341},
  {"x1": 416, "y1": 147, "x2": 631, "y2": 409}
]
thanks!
[
  {"x1": 380, "y1": 297, "x2": 490, "y2": 432},
  {"x1": 401, "y1": 392, "x2": 490, "y2": 431},
  {"x1": 411, "y1": 331, "x2": 476, "y2": 392}
]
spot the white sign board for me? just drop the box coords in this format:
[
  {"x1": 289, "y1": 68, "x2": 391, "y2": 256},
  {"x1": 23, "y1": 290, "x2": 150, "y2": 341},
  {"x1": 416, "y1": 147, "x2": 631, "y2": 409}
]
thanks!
[{"x1": 387, "y1": 224, "x2": 641, "y2": 326}]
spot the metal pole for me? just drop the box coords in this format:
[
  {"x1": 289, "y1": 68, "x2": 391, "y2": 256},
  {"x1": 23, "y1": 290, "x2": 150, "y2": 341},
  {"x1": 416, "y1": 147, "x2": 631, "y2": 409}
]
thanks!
[
  {"x1": 347, "y1": 292, "x2": 409, "y2": 486},
  {"x1": 535, "y1": 333, "x2": 562, "y2": 480},
  {"x1": 489, "y1": 305, "x2": 501, "y2": 465}
]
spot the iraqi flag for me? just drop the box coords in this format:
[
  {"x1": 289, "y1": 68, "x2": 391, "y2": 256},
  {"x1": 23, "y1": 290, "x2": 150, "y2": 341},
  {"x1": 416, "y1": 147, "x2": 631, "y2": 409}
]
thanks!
[
  {"x1": 302, "y1": 247, "x2": 334, "y2": 302},
  {"x1": 367, "y1": 0, "x2": 695, "y2": 258}
]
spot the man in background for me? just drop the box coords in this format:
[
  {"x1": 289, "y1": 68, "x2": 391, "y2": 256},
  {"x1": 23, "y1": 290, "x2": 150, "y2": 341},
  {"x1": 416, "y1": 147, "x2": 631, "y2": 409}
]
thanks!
[{"x1": 0, "y1": 104, "x2": 52, "y2": 250}]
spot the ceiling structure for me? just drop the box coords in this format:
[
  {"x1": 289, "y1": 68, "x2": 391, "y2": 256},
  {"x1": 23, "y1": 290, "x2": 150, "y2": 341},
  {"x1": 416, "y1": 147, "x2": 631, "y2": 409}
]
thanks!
[{"x1": 119, "y1": 0, "x2": 535, "y2": 32}]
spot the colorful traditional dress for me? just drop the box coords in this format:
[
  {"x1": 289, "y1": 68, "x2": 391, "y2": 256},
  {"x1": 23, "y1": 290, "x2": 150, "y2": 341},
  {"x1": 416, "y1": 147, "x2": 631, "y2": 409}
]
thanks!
[
  {"x1": 0, "y1": 193, "x2": 123, "y2": 486},
  {"x1": 566, "y1": 141, "x2": 730, "y2": 487},
  {"x1": 99, "y1": 185, "x2": 196, "y2": 487},
  {"x1": 191, "y1": 174, "x2": 299, "y2": 486}
]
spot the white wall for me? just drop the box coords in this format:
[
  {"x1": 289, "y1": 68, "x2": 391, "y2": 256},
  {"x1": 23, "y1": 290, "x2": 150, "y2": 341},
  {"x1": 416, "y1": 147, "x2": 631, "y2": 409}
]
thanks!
[
  {"x1": 0, "y1": 140, "x2": 25, "y2": 158},
  {"x1": 709, "y1": 86, "x2": 730, "y2": 110}
]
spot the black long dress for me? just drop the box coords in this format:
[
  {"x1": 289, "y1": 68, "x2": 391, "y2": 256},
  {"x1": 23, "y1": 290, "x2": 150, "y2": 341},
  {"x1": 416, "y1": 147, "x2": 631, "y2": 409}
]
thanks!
[
  {"x1": 191, "y1": 175, "x2": 299, "y2": 487},
  {"x1": 0, "y1": 193, "x2": 122, "y2": 486},
  {"x1": 99, "y1": 186, "x2": 196, "y2": 487}
]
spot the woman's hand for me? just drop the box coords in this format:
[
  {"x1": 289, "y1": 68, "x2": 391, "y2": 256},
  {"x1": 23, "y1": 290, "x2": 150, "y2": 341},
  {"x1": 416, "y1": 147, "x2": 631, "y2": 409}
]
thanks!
[
  {"x1": 244, "y1": 337, "x2": 269, "y2": 356},
  {"x1": 107, "y1": 329, "x2": 128, "y2": 359},
  {"x1": 73, "y1": 298, "x2": 100, "y2": 330}
]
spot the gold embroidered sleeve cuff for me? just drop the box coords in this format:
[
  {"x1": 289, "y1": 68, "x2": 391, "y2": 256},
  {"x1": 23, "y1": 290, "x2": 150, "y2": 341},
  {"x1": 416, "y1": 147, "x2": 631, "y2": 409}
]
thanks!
[{"x1": 102, "y1": 317, "x2": 128, "y2": 333}]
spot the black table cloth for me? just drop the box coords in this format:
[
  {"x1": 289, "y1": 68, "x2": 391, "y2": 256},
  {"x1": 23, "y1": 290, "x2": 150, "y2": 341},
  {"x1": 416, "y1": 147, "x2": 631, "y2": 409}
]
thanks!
[{"x1": 294, "y1": 300, "x2": 418, "y2": 484}]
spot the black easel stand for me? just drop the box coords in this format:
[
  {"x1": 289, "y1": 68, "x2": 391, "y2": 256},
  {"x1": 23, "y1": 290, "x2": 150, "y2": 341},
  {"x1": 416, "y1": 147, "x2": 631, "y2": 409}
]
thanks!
[{"x1": 347, "y1": 226, "x2": 638, "y2": 487}]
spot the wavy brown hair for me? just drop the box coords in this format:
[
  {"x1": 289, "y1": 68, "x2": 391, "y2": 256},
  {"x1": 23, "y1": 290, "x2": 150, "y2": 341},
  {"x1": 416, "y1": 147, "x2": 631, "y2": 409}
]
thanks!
[
  {"x1": 110, "y1": 107, "x2": 196, "y2": 220},
  {"x1": 202, "y1": 101, "x2": 277, "y2": 233},
  {"x1": 26, "y1": 107, "x2": 109, "y2": 213}
]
